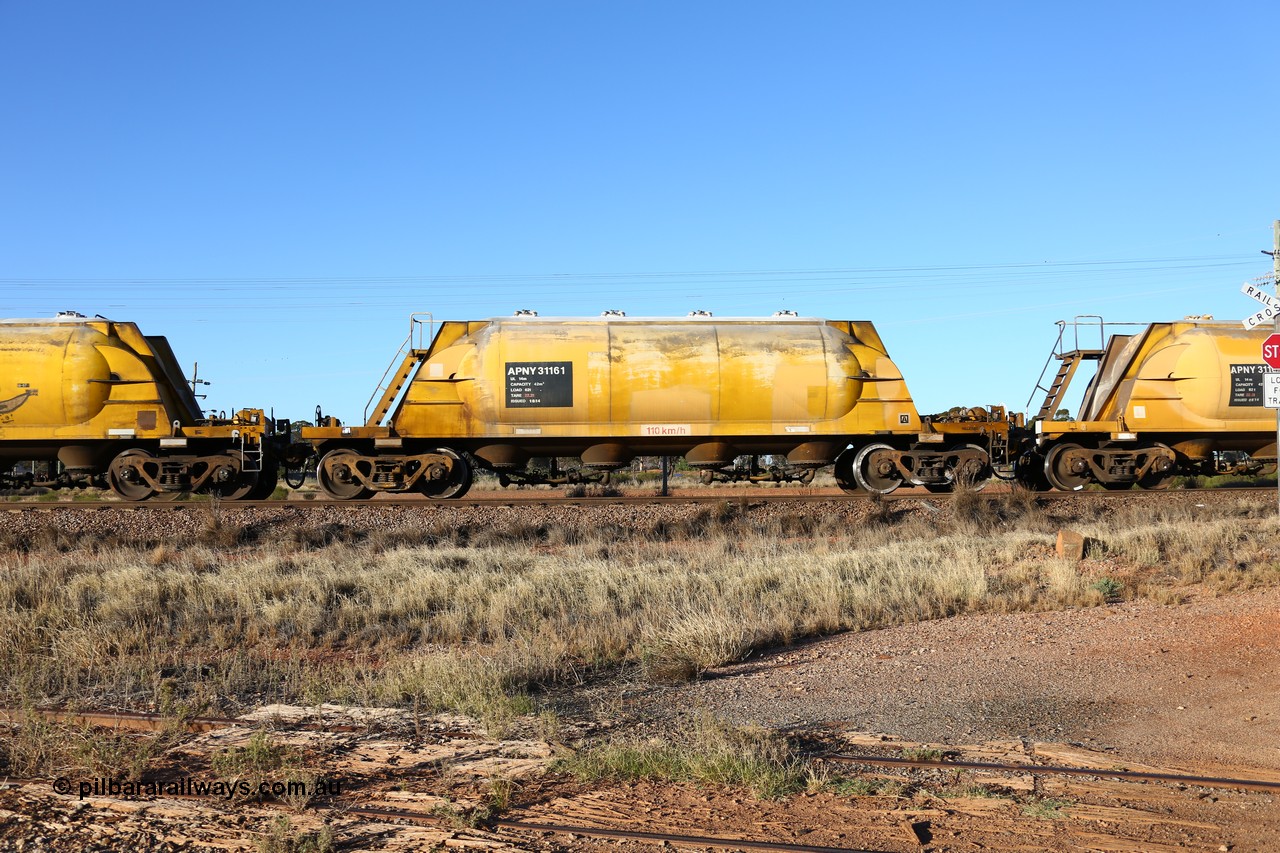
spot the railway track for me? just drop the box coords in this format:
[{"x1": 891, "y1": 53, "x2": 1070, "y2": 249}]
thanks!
[
  {"x1": 374, "y1": 809, "x2": 889, "y2": 852},
  {"x1": 825, "y1": 751, "x2": 1280, "y2": 795},
  {"x1": 10, "y1": 705, "x2": 1277, "y2": 796},
  {"x1": 1, "y1": 485, "x2": 1270, "y2": 511},
  {"x1": 4, "y1": 705, "x2": 1277, "y2": 851},
  {"x1": 0, "y1": 777, "x2": 888, "y2": 853}
]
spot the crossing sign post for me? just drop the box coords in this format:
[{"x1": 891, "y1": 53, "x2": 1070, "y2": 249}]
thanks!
[
  {"x1": 1259, "y1": 222, "x2": 1280, "y2": 515},
  {"x1": 1237, "y1": 220, "x2": 1280, "y2": 515},
  {"x1": 1242, "y1": 282, "x2": 1280, "y2": 329}
]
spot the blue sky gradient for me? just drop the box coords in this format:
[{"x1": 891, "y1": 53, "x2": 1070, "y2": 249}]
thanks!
[{"x1": 3, "y1": 2, "x2": 1277, "y2": 421}]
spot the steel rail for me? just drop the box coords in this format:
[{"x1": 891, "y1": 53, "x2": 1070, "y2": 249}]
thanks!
[
  {"x1": 20, "y1": 707, "x2": 1280, "y2": 794},
  {"x1": 1, "y1": 486, "x2": 1269, "y2": 511},
  {"x1": 348, "y1": 806, "x2": 885, "y2": 853},
  {"x1": 2, "y1": 771, "x2": 884, "y2": 852},
  {"x1": 827, "y1": 752, "x2": 1280, "y2": 794},
  {"x1": 0, "y1": 779, "x2": 887, "y2": 853},
  {"x1": 490, "y1": 816, "x2": 883, "y2": 853},
  {"x1": 0, "y1": 707, "x2": 359, "y2": 734}
]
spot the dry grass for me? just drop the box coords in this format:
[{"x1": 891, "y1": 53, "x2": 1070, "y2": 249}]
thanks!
[
  {"x1": 553, "y1": 713, "x2": 809, "y2": 799},
  {"x1": 1, "y1": 709, "x2": 179, "y2": 780},
  {"x1": 1, "y1": 494, "x2": 1277, "y2": 764}
]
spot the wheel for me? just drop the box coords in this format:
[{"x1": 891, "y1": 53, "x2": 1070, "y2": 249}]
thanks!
[
  {"x1": 1013, "y1": 451, "x2": 1052, "y2": 492},
  {"x1": 317, "y1": 448, "x2": 372, "y2": 500},
  {"x1": 246, "y1": 462, "x2": 280, "y2": 500},
  {"x1": 952, "y1": 444, "x2": 992, "y2": 492},
  {"x1": 1045, "y1": 443, "x2": 1092, "y2": 491},
  {"x1": 209, "y1": 450, "x2": 259, "y2": 500},
  {"x1": 419, "y1": 448, "x2": 472, "y2": 500},
  {"x1": 958, "y1": 444, "x2": 992, "y2": 490},
  {"x1": 1137, "y1": 443, "x2": 1177, "y2": 490},
  {"x1": 107, "y1": 449, "x2": 157, "y2": 501},
  {"x1": 832, "y1": 449, "x2": 865, "y2": 495},
  {"x1": 852, "y1": 443, "x2": 902, "y2": 495}
]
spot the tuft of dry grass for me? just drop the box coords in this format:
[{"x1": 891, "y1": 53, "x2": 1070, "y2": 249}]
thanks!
[
  {"x1": 554, "y1": 713, "x2": 807, "y2": 800},
  {"x1": 1, "y1": 711, "x2": 177, "y2": 780}
]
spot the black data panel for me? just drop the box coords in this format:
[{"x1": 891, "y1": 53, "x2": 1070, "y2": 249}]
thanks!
[
  {"x1": 505, "y1": 361, "x2": 573, "y2": 408},
  {"x1": 1228, "y1": 363, "x2": 1273, "y2": 407}
]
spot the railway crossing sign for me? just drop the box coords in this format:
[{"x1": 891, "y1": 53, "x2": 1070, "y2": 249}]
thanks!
[
  {"x1": 1241, "y1": 282, "x2": 1280, "y2": 329},
  {"x1": 1264, "y1": 333, "x2": 1280, "y2": 369}
]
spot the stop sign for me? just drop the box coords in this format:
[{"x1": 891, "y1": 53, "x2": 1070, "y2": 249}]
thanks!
[{"x1": 1264, "y1": 334, "x2": 1280, "y2": 369}]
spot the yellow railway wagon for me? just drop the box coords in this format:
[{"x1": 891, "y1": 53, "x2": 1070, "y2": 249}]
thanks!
[
  {"x1": 1030, "y1": 320, "x2": 1276, "y2": 490},
  {"x1": 0, "y1": 316, "x2": 281, "y2": 500},
  {"x1": 304, "y1": 314, "x2": 1018, "y2": 498}
]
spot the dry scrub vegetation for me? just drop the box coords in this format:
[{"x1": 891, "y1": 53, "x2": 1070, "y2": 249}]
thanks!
[{"x1": 1, "y1": 492, "x2": 1277, "y2": 755}]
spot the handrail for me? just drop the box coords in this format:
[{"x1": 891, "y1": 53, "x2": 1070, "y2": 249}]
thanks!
[
  {"x1": 362, "y1": 313, "x2": 435, "y2": 425},
  {"x1": 409, "y1": 312, "x2": 434, "y2": 349},
  {"x1": 1025, "y1": 316, "x2": 1147, "y2": 413},
  {"x1": 1025, "y1": 322, "x2": 1067, "y2": 410}
]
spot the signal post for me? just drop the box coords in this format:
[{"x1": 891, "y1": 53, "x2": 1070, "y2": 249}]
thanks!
[
  {"x1": 1240, "y1": 220, "x2": 1280, "y2": 515},
  {"x1": 1275, "y1": 220, "x2": 1280, "y2": 517}
]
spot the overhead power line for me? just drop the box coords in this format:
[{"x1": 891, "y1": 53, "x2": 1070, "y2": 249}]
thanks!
[{"x1": 0, "y1": 253, "x2": 1258, "y2": 287}]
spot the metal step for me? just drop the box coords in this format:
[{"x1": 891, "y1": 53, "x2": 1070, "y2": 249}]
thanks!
[{"x1": 1034, "y1": 349, "x2": 1103, "y2": 422}]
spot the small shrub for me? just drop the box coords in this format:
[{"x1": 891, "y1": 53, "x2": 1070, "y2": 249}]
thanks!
[
  {"x1": 1023, "y1": 797, "x2": 1070, "y2": 819},
  {"x1": 952, "y1": 488, "x2": 996, "y2": 531},
  {"x1": 901, "y1": 747, "x2": 943, "y2": 762},
  {"x1": 1090, "y1": 577, "x2": 1123, "y2": 601},
  {"x1": 867, "y1": 492, "x2": 894, "y2": 525},
  {"x1": 563, "y1": 482, "x2": 621, "y2": 498},
  {"x1": 640, "y1": 610, "x2": 757, "y2": 683},
  {"x1": 554, "y1": 715, "x2": 807, "y2": 800},
  {"x1": 210, "y1": 730, "x2": 307, "y2": 802},
  {"x1": 257, "y1": 816, "x2": 334, "y2": 853},
  {"x1": 1, "y1": 711, "x2": 64, "y2": 777},
  {"x1": 486, "y1": 776, "x2": 517, "y2": 812}
]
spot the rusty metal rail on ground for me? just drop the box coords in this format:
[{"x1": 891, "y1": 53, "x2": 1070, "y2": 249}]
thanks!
[
  {"x1": 0, "y1": 784, "x2": 888, "y2": 853},
  {"x1": 0, "y1": 708, "x2": 360, "y2": 734},
  {"x1": 5, "y1": 707, "x2": 1279, "y2": 850},
  {"x1": 1, "y1": 486, "x2": 1270, "y2": 512},
  {"x1": 350, "y1": 806, "x2": 886, "y2": 853},
  {"x1": 7, "y1": 707, "x2": 1280, "y2": 795},
  {"x1": 827, "y1": 752, "x2": 1280, "y2": 794}
]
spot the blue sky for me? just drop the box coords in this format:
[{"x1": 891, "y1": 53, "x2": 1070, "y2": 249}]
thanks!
[{"x1": 3, "y1": 2, "x2": 1277, "y2": 422}]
